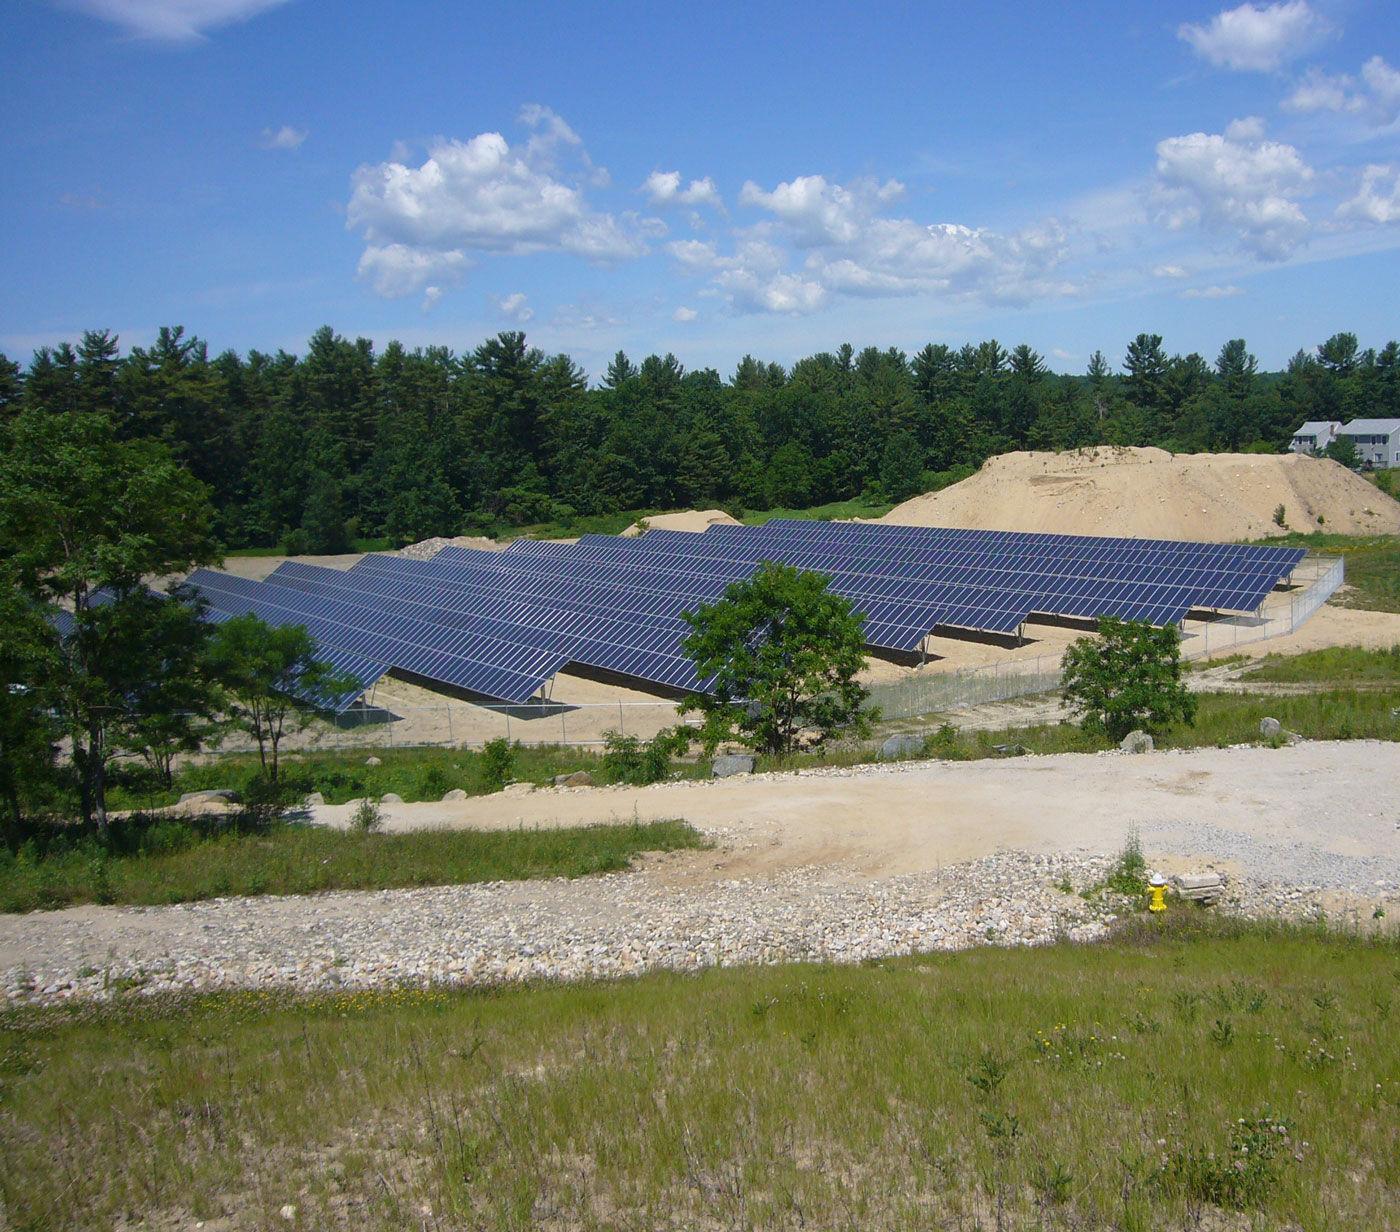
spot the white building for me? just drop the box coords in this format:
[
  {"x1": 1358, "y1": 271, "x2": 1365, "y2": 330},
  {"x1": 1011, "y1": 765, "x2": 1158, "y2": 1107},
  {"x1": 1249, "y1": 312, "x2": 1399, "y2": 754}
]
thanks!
[
  {"x1": 1289, "y1": 420, "x2": 1341, "y2": 455},
  {"x1": 1338, "y1": 418, "x2": 1400, "y2": 468}
]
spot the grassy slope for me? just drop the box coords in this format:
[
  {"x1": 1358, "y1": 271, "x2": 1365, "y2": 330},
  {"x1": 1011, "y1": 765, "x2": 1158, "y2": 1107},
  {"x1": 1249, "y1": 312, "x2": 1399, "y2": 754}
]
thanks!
[
  {"x1": 1247, "y1": 532, "x2": 1400, "y2": 613},
  {"x1": 2, "y1": 917, "x2": 1395, "y2": 1231},
  {"x1": 1244, "y1": 643, "x2": 1400, "y2": 683},
  {"x1": 0, "y1": 819, "x2": 705, "y2": 913}
]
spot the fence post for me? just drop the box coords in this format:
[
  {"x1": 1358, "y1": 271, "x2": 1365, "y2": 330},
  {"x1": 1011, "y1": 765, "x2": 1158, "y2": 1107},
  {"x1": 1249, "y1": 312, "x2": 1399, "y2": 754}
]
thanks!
[
  {"x1": 619, "y1": 701, "x2": 625, "y2": 735},
  {"x1": 560, "y1": 710, "x2": 567, "y2": 745}
]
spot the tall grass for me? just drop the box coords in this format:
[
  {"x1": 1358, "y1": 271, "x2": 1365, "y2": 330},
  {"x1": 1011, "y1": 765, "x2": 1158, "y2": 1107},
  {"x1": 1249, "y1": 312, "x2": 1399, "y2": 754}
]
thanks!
[
  {"x1": 0, "y1": 817, "x2": 706, "y2": 912},
  {"x1": 3, "y1": 919, "x2": 1394, "y2": 1230},
  {"x1": 1243, "y1": 643, "x2": 1400, "y2": 683}
]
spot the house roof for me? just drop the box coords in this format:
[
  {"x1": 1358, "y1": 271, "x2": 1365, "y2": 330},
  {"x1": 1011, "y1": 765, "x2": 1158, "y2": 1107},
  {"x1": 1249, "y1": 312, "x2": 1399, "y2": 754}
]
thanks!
[
  {"x1": 1340, "y1": 418, "x2": 1400, "y2": 434},
  {"x1": 1292, "y1": 421, "x2": 1340, "y2": 436}
]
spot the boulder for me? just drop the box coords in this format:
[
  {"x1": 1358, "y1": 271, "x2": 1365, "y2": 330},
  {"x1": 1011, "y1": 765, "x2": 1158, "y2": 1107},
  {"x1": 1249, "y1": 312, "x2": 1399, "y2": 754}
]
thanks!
[
  {"x1": 380, "y1": 792, "x2": 403, "y2": 804},
  {"x1": 305, "y1": 791, "x2": 325, "y2": 806},
  {"x1": 1120, "y1": 730, "x2": 1154, "y2": 754},
  {"x1": 879, "y1": 734, "x2": 925, "y2": 761},
  {"x1": 178, "y1": 788, "x2": 240, "y2": 804},
  {"x1": 711, "y1": 753, "x2": 755, "y2": 778},
  {"x1": 1259, "y1": 716, "x2": 1282, "y2": 738},
  {"x1": 365, "y1": 756, "x2": 382, "y2": 767},
  {"x1": 553, "y1": 771, "x2": 594, "y2": 787},
  {"x1": 1173, "y1": 872, "x2": 1226, "y2": 905},
  {"x1": 442, "y1": 788, "x2": 467, "y2": 801},
  {"x1": 991, "y1": 743, "x2": 1028, "y2": 757}
]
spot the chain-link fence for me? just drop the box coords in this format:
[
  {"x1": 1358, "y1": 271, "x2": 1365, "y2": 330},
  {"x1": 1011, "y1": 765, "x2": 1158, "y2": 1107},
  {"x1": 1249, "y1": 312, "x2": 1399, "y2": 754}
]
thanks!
[{"x1": 867, "y1": 555, "x2": 1344, "y2": 721}]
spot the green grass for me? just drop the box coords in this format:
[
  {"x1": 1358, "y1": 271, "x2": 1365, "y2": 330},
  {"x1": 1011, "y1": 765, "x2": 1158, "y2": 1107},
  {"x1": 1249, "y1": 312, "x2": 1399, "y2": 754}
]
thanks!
[
  {"x1": 106, "y1": 743, "x2": 708, "y2": 812},
  {"x1": 222, "y1": 535, "x2": 394, "y2": 558},
  {"x1": 1245, "y1": 532, "x2": 1400, "y2": 613},
  {"x1": 740, "y1": 494, "x2": 895, "y2": 525},
  {"x1": 1244, "y1": 643, "x2": 1400, "y2": 683},
  {"x1": 0, "y1": 817, "x2": 706, "y2": 912},
  {"x1": 2, "y1": 916, "x2": 1395, "y2": 1230}
]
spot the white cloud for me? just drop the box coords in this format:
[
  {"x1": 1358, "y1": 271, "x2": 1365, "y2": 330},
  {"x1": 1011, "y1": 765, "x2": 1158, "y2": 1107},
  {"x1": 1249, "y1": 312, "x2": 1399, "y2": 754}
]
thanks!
[
  {"x1": 356, "y1": 244, "x2": 470, "y2": 299},
  {"x1": 494, "y1": 291, "x2": 534, "y2": 322},
  {"x1": 1178, "y1": 1, "x2": 1328, "y2": 72},
  {"x1": 347, "y1": 111, "x2": 647, "y2": 300},
  {"x1": 643, "y1": 170, "x2": 724, "y2": 210},
  {"x1": 669, "y1": 173, "x2": 1074, "y2": 315},
  {"x1": 1153, "y1": 263, "x2": 1188, "y2": 278},
  {"x1": 1154, "y1": 121, "x2": 1314, "y2": 259},
  {"x1": 1338, "y1": 165, "x2": 1400, "y2": 225},
  {"x1": 1284, "y1": 56, "x2": 1400, "y2": 125},
  {"x1": 260, "y1": 124, "x2": 306, "y2": 151},
  {"x1": 63, "y1": 0, "x2": 289, "y2": 40},
  {"x1": 672, "y1": 306, "x2": 698, "y2": 322},
  {"x1": 421, "y1": 286, "x2": 444, "y2": 313},
  {"x1": 1182, "y1": 284, "x2": 1245, "y2": 298}
]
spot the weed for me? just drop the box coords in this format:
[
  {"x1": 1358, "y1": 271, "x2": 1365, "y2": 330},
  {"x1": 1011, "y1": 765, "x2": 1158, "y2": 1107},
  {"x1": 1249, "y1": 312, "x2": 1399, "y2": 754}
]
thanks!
[{"x1": 349, "y1": 798, "x2": 383, "y2": 833}]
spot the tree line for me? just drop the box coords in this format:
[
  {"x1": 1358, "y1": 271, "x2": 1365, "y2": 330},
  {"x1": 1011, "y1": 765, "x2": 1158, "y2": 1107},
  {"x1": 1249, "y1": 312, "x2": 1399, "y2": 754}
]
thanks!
[{"x1": 3, "y1": 327, "x2": 1398, "y2": 552}]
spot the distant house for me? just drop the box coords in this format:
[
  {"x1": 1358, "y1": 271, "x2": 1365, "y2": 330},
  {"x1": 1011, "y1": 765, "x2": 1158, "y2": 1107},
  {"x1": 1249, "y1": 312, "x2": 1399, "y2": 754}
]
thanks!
[
  {"x1": 1337, "y1": 418, "x2": 1400, "y2": 468},
  {"x1": 1289, "y1": 420, "x2": 1341, "y2": 455}
]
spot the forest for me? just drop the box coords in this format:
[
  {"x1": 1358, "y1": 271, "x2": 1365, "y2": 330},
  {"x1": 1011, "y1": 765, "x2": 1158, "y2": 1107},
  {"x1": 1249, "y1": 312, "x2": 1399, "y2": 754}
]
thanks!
[{"x1": 2, "y1": 327, "x2": 1397, "y2": 552}]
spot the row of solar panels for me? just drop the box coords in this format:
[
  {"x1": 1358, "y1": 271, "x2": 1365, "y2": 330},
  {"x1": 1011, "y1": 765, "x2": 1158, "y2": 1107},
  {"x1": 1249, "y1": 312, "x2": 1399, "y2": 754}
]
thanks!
[{"x1": 185, "y1": 521, "x2": 1306, "y2": 708}]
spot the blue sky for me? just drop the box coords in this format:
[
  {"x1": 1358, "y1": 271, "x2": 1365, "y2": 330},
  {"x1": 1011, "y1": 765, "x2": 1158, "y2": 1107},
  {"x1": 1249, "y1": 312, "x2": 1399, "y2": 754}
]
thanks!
[{"x1": 3, "y1": 0, "x2": 1398, "y2": 379}]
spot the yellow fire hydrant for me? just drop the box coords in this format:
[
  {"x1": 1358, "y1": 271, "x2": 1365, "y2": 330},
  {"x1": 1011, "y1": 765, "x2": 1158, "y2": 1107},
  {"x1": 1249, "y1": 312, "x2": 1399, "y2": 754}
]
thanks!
[{"x1": 1148, "y1": 874, "x2": 1169, "y2": 913}]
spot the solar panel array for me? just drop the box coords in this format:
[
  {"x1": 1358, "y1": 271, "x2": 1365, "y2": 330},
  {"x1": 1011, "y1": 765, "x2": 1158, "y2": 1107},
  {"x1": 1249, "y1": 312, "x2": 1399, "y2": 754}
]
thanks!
[{"x1": 186, "y1": 522, "x2": 1306, "y2": 707}]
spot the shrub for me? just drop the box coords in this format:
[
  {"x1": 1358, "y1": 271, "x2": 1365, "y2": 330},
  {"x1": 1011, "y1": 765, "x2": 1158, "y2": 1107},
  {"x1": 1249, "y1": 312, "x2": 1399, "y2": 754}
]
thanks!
[
  {"x1": 239, "y1": 775, "x2": 302, "y2": 830},
  {"x1": 480, "y1": 739, "x2": 515, "y2": 791},
  {"x1": 1273, "y1": 503, "x2": 1287, "y2": 528},
  {"x1": 1061, "y1": 617, "x2": 1196, "y2": 741},
  {"x1": 602, "y1": 727, "x2": 689, "y2": 785},
  {"x1": 350, "y1": 798, "x2": 383, "y2": 833}
]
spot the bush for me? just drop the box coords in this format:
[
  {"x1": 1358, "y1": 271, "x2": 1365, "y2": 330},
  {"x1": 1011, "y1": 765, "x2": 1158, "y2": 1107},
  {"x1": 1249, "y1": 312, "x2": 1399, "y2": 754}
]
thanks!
[
  {"x1": 350, "y1": 798, "x2": 383, "y2": 833},
  {"x1": 602, "y1": 727, "x2": 690, "y2": 785},
  {"x1": 239, "y1": 775, "x2": 302, "y2": 830},
  {"x1": 480, "y1": 739, "x2": 515, "y2": 791},
  {"x1": 1061, "y1": 618, "x2": 1196, "y2": 742}
]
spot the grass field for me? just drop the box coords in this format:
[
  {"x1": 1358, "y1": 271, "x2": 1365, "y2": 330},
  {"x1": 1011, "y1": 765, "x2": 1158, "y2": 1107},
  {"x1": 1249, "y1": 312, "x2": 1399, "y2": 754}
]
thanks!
[
  {"x1": 740, "y1": 494, "x2": 896, "y2": 524},
  {"x1": 2, "y1": 915, "x2": 1394, "y2": 1230},
  {"x1": 1243, "y1": 643, "x2": 1400, "y2": 683},
  {"x1": 0, "y1": 818, "x2": 705, "y2": 913}
]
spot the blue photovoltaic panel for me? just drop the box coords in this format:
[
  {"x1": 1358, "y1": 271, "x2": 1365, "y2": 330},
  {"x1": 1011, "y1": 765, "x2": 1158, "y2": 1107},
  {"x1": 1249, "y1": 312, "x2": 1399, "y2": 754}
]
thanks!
[{"x1": 184, "y1": 513, "x2": 1309, "y2": 704}]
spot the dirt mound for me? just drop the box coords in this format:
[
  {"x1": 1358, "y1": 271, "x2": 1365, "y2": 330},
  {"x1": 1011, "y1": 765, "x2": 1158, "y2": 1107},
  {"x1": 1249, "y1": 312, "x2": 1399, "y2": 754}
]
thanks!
[
  {"x1": 622, "y1": 508, "x2": 741, "y2": 537},
  {"x1": 879, "y1": 447, "x2": 1400, "y2": 540},
  {"x1": 397, "y1": 535, "x2": 505, "y2": 560}
]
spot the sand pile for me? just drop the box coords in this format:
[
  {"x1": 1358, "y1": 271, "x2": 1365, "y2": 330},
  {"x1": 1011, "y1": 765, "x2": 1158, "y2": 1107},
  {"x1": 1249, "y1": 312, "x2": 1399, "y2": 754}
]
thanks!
[
  {"x1": 622, "y1": 508, "x2": 741, "y2": 536},
  {"x1": 879, "y1": 447, "x2": 1400, "y2": 541}
]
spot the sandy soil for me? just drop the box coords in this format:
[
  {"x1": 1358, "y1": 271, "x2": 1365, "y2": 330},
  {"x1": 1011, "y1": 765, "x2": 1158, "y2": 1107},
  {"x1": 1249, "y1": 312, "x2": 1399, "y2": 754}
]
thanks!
[
  {"x1": 878, "y1": 447, "x2": 1400, "y2": 540},
  {"x1": 621, "y1": 508, "x2": 740, "y2": 536},
  {"x1": 310, "y1": 740, "x2": 1400, "y2": 882}
]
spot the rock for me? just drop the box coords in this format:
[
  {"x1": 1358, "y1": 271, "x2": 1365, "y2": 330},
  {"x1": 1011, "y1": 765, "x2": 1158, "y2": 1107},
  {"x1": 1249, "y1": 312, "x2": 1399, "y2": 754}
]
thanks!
[
  {"x1": 879, "y1": 734, "x2": 925, "y2": 761},
  {"x1": 1259, "y1": 717, "x2": 1282, "y2": 738},
  {"x1": 1284, "y1": 729, "x2": 1305, "y2": 745},
  {"x1": 501, "y1": 781, "x2": 535, "y2": 797},
  {"x1": 178, "y1": 789, "x2": 240, "y2": 804},
  {"x1": 553, "y1": 771, "x2": 594, "y2": 787},
  {"x1": 711, "y1": 753, "x2": 755, "y2": 778},
  {"x1": 305, "y1": 792, "x2": 325, "y2": 806},
  {"x1": 1120, "y1": 730, "x2": 1154, "y2": 754},
  {"x1": 279, "y1": 1205, "x2": 297, "y2": 1223},
  {"x1": 991, "y1": 743, "x2": 1028, "y2": 757},
  {"x1": 380, "y1": 792, "x2": 403, "y2": 804},
  {"x1": 442, "y1": 788, "x2": 467, "y2": 801},
  {"x1": 365, "y1": 756, "x2": 382, "y2": 767}
]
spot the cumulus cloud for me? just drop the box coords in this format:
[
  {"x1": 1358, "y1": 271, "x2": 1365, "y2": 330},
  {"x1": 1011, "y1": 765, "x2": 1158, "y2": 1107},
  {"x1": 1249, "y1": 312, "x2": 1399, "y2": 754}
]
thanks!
[
  {"x1": 1338, "y1": 164, "x2": 1400, "y2": 225},
  {"x1": 1285, "y1": 56, "x2": 1400, "y2": 126},
  {"x1": 63, "y1": 0, "x2": 290, "y2": 40},
  {"x1": 494, "y1": 291, "x2": 534, "y2": 322},
  {"x1": 347, "y1": 110, "x2": 648, "y2": 300},
  {"x1": 672, "y1": 306, "x2": 698, "y2": 322},
  {"x1": 356, "y1": 244, "x2": 471, "y2": 300},
  {"x1": 1178, "y1": 1, "x2": 1329, "y2": 72},
  {"x1": 1182, "y1": 284, "x2": 1245, "y2": 299},
  {"x1": 1153, "y1": 263, "x2": 1188, "y2": 278},
  {"x1": 1154, "y1": 121, "x2": 1314, "y2": 259},
  {"x1": 260, "y1": 124, "x2": 307, "y2": 150},
  {"x1": 643, "y1": 170, "x2": 723, "y2": 210},
  {"x1": 667, "y1": 173, "x2": 1074, "y2": 315}
]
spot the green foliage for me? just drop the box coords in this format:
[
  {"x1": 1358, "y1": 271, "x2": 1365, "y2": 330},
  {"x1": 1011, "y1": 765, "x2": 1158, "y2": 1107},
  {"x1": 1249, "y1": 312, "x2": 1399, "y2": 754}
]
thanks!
[
  {"x1": 1061, "y1": 617, "x2": 1197, "y2": 741},
  {"x1": 679, "y1": 562, "x2": 874, "y2": 755},
  {"x1": 1324, "y1": 434, "x2": 1361, "y2": 468},
  {"x1": 1244, "y1": 643, "x2": 1400, "y2": 682},
  {"x1": 601, "y1": 726, "x2": 689, "y2": 785},
  {"x1": 350, "y1": 798, "x2": 384, "y2": 833},
  {"x1": 479, "y1": 738, "x2": 514, "y2": 791},
  {"x1": 1101, "y1": 830, "x2": 1150, "y2": 898},
  {"x1": 1273, "y1": 502, "x2": 1287, "y2": 527},
  {"x1": 0, "y1": 815, "x2": 704, "y2": 912},
  {"x1": 205, "y1": 614, "x2": 359, "y2": 781}
]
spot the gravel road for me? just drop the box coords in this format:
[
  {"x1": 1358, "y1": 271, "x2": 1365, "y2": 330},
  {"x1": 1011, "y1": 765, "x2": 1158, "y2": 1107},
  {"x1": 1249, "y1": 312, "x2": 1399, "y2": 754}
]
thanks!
[{"x1": 4, "y1": 741, "x2": 1396, "y2": 1006}]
